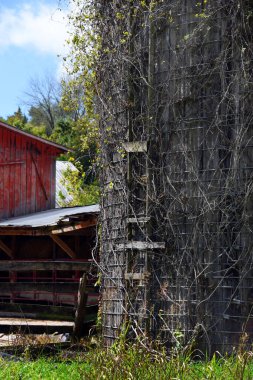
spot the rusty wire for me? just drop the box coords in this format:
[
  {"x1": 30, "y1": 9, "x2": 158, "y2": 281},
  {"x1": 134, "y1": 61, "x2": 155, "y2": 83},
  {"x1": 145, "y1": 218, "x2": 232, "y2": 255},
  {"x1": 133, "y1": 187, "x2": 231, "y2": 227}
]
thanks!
[{"x1": 90, "y1": 0, "x2": 253, "y2": 354}]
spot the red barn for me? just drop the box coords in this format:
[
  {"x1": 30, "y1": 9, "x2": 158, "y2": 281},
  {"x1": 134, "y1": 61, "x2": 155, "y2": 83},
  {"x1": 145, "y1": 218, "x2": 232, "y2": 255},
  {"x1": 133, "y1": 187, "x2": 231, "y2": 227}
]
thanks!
[
  {"x1": 0, "y1": 121, "x2": 67, "y2": 220},
  {"x1": 0, "y1": 122, "x2": 99, "y2": 332}
]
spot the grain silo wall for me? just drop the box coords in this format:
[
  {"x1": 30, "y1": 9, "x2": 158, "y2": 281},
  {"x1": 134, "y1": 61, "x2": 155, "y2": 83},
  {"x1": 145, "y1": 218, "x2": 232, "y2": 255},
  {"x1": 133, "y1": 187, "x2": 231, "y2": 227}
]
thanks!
[{"x1": 97, "y1": 0, "x2": 253, "y2": 353}]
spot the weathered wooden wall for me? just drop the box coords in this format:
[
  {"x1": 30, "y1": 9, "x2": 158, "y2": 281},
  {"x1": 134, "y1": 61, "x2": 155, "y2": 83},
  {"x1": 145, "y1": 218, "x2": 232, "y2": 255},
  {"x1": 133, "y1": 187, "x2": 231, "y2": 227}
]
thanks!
[{"x1": 0, "y1": 123, "x2": 64, "y2": 219}]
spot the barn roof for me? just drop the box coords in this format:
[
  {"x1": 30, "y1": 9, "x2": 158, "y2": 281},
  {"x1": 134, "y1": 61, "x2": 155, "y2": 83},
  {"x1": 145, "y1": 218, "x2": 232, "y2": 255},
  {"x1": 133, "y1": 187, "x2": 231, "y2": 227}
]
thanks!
[
  {"x1": 0, "y1": 120, "x2": 69, "y2": 152},
  {"x1": 0, "y1": 205, "x2": 99, "y2": 228}
]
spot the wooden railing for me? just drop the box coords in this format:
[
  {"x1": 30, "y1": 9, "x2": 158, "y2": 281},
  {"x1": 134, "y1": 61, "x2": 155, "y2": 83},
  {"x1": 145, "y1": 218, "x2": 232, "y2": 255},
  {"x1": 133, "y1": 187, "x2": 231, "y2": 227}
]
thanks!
[{"x1": 0, "y1": 260, "x2": 99, "y2": 323}]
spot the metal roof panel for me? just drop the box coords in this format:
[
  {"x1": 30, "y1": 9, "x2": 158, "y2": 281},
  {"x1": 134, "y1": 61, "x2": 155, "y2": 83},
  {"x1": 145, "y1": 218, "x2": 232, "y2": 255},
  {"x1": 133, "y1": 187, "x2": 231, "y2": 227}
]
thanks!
[
  {"x1": 55, "y1": 161, "x2": 77, "y2": 207},
  {"x1": 0, "y1": 205, "x2": 99, "y2": 228}
]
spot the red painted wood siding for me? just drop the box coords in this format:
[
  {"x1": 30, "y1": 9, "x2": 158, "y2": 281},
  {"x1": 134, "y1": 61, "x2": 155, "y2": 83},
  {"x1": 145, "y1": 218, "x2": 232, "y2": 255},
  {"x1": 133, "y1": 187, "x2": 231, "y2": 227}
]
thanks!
[{"x1": 0, "y1": 125, "x2": 64, "y2": 220}]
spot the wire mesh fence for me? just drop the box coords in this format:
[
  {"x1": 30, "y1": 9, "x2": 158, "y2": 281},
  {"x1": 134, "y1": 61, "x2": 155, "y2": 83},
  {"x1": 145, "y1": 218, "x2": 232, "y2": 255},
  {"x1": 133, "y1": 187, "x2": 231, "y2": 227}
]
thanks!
[{"x1": 96, "y1": 0, "x2": 253, "y2": 353}]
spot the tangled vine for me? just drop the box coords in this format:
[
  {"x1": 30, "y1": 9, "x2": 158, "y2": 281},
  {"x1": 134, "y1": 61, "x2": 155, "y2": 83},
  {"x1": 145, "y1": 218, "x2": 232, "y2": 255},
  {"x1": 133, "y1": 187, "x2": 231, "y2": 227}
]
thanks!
[{"x1": 69, "y1": 0, "x2": 253, "y2": 353}]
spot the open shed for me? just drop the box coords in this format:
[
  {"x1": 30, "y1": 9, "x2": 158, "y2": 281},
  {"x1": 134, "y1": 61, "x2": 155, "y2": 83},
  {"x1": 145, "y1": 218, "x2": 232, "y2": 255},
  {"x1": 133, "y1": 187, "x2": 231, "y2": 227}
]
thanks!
[{"x1": 0, "y1": 205, "x2": 99, "y2": 323}]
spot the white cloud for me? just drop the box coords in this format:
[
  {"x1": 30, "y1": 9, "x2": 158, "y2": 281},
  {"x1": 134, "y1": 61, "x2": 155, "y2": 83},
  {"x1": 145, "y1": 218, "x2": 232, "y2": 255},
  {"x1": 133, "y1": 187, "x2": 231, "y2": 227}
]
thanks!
[{"x1": 0, "y1": 2, "x2": 69, "y2": 56}]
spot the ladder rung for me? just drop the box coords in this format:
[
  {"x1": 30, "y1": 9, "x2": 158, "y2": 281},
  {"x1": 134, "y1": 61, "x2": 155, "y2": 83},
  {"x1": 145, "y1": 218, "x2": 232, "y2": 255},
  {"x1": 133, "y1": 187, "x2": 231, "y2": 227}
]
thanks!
[
  {"x1": 125, "y1": 272, "x2": 150, "y2": 281},
  {"x1": 230, "y1": 298, "x2": 244, "y2": 305},
  {"x1": 123, "y1": 141, "x2": 147, "y2": 153},
  {"x1": 127, "y1": 217, "x2": 150, "y2": 223},
  {"x1": 116, "y1": 241, "x2": 165, "y2": 250}
]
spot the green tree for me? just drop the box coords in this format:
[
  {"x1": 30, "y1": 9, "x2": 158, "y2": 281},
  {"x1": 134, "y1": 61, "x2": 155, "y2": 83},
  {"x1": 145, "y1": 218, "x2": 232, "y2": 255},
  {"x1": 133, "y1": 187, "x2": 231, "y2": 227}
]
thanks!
[
  {"x1": 24, "y1": 75, "x2": 64, "y2": 136},
  {"x1": 59, "y1": 1, "x2": 100, "y2": 203},
  {"x1": 6, "y1": 107, "x2": 28, "y2": 129}
]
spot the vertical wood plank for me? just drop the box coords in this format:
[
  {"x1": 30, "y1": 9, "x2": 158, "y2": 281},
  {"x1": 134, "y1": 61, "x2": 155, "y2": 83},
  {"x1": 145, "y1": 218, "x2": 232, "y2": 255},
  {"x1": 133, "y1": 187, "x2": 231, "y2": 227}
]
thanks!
[
  {"x1": 73, "y1": 274, "x2": 88, "y2": 340},
  {"x1": 20, "y1": 135, "x2": 27, "y2": 215},
  {"x1": 14, "y1": 134, "x2": 21, "y2": 216},
  {"x1": 3, "y1": 128, "x2": 10, "y2": 219},
  {"x1": 26, "y1": 141, "x2": 32, "y2": 215}
]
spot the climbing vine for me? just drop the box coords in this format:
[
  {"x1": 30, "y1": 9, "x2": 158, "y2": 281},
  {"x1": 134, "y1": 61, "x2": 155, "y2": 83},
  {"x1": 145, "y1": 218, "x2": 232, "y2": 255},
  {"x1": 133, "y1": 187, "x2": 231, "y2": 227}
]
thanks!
[{"x1": 68, "y1": 0, "x2": 253, "y2": 353}]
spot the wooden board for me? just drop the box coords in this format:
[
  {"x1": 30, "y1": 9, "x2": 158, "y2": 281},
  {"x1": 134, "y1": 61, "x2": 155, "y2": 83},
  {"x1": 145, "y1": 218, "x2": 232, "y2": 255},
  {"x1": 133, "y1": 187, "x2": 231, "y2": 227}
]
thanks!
[
  {"x1": 0, "y1": 316, "x2": 96, "y2": 334},
  {"x1": 122, "y1": 141, "x2": 148, "y2": 153},
  {"x1": 0, "y1": 303, "x2": 74, "y2": 319},
  {"x1": 0, "y1": 282, "x2": 97, "y2": 293},
  {"x1": 0, "y1": 317, "x2": 74, "y2": 334},
  {"x1": 0, "y1": 261, "x2": 93, "y2": 272},
  {"x1": 0, "y1": 303, "x2": 97, "y2": 321},
  {"x1": 116, "y1": 241, "x2": 165, "y2": 250}
]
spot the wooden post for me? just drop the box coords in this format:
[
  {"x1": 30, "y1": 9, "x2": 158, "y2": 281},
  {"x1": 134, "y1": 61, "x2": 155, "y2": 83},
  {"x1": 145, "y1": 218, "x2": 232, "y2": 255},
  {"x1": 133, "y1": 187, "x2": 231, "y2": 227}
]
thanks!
[{"x1": 73, "y1": 273, "x2": 88, "y2": 340}]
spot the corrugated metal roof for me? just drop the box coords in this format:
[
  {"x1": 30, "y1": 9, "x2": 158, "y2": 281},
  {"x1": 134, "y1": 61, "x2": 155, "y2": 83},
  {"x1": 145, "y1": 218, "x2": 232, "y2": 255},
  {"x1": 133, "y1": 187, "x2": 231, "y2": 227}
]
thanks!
[
  {"x1": 0, "y1": 121, "x2": 69, "y2": 152},
  {"x1": 56, "y1": 161, "x2": 77, "y2": 207},
  {"x1": 0, "y1": 205, "x2": 99, "y2": 228}
]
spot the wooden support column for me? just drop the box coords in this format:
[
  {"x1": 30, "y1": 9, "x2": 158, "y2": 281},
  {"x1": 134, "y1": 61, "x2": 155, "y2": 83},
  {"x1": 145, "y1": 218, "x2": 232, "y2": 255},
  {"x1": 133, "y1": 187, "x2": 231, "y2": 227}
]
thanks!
[
  {"x1": 75, "y1": 236, "x2": 81, "y2": 305},
  {"x1": 50, "y1": 235, "x2": 77, "y2": 259},
  {"x1": 0, "y1": 239, "x2": 14, "y2": 259},
  {"x1": 73, "y1": 274, "x2": 88, "y2": 340}
]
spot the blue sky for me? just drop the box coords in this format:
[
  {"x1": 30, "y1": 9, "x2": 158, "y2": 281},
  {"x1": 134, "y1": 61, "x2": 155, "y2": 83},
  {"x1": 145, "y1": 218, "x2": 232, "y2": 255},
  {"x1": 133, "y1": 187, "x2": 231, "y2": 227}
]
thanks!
[{"x1": 0, "y1": 0, "x2": 69, "y2": 118}]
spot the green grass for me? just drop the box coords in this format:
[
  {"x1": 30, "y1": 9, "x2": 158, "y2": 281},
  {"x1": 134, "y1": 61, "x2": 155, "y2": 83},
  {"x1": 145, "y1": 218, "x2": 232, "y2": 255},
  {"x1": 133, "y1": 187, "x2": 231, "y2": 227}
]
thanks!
[
  {"x1": 0, "y1": 359, "x2": 92, "y2": 380},
  {"x1": 1, "y1": 343, "x2": 253, "y2": 379}
]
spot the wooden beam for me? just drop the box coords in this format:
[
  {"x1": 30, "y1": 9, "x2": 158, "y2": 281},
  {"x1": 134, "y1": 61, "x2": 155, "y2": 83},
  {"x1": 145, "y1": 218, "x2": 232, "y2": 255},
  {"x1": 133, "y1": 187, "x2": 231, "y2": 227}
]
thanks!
[
  {"x1": 0, "y1": 229, "x2": 48, "y2": 236},
  {"x1": 0, "y1": 161, "x2": 24, "y2": 166},
  {"x1": 0, "y1": 303, "x2": 74, "y2": 320},
  {"x1": 0, "y1": 317, "x2": 96, "y2": 335},
  {"x1": 0, "y1": 260, "x2": 93, "y2": 272},
  {"x1": 0, "y1": 239, "x2": 14, "y2": 259},
  {"x1": 0, "y1": 320, "x2": 75, "y2": 335},
  {"x1": 51, "y1": 219, "x2": 97, "y2": 234},
  {"x1": 0, "y1": 282, "x2": 97, "y2": 293},
  {"x1": 0, "y1": 304, "x2": 98, "y2": 321},
  {"x1": 50, "y1": 235, "x2": 77, "y2": 259}
]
